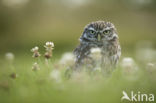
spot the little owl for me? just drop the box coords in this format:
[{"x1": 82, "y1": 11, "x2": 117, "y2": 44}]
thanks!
[{"x1": 74, "y1": 21, "x2": 121, "y2": 73}]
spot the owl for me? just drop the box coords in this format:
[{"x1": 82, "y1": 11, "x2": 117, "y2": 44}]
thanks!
[{"x1": 74, "y1": 21, "x2": 121, "y2": 73}]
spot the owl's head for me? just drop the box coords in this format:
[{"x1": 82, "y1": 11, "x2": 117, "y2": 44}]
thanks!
[{"x1": 80, "y1": 21, "x2": 118, "y2": 43}]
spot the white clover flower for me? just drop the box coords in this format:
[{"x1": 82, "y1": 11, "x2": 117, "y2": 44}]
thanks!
[
  {"x1": 146, "y1": 63, "x2": 156, "y2": 80},
  {"x1": 44, "y1": 41, "x2": 54, "y2": 59},
  {"x1": 50, "y1": 69, "x2": 61, "y2": 83},
  {"x1": 31, "y1": 46, "x2": 39, "y2": 52},
  {"x1": 121, "y1": 57, "x2": 139, "y2": 80},
  {"x1": 5, "y1": 52, "x2": 14, "y2": 61},
  {"x1": 121, "y1": 57, "x2": 135, "y2": 68},
  {"x1": 135, "y1": 41, "x2": 156, "y2": 63},
  {"x1": 146, "y1": 63, "x2": 156, "y2": 73},
  {"x1": 59, "y1": 52, "x2": 75, "y2": 65},
  {"x1": 31, "y1": 46, "x2": 40, "y2": 58},
  {"x1": 146, "y1": 63, "x2": 155, "y2": 68},
  {"x1": 32, "y1": 62, "x2": 40, "y2": 71},
  {"x1": 45, "y1": 41, "x2": 54, "y2": 48}
]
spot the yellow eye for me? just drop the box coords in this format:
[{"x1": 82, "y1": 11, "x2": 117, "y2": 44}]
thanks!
[
  {"x1": 90, "y1": 30, "x2": 95, "y2": 34},
  {"x1": 103, "y1": 30, "x2": 110, "y2": 35}
]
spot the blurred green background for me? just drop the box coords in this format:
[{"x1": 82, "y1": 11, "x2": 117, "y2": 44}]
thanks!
[{"x1": 0, "y1": 0, "x2": 156, "y2": 54}]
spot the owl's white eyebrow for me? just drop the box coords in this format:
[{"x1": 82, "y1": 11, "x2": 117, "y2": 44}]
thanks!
[
  {"x1": 104, "y1": 27, "x2": 111, "y2": 30},
  {"x1": 88, "y1": 27, "x2": 95, "y2": 31},
  {"x1": 102, "y1": 27, "x2": 114, "y2": 31}
]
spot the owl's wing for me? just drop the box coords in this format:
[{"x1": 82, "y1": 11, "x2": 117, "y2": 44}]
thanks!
[
  {"x1": 111, "y1": 44, "x2": 121, "y2": 66},
  {"x1": 73, "y1": 44, "x2": 90, "y2": 65},
  {"x1": 73, "y1": 45, "x2": 81, "y2": 56},
  {"x1": 73, "y1": 45, "x2": 83, "y2": 66}
]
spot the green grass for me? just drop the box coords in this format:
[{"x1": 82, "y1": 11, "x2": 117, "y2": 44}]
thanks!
[{"x1": 0, "y1": 54, "x2": 156, "y2": 103}]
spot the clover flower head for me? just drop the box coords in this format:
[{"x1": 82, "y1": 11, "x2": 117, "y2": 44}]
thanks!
[
  {"x1": 44, "y1": 41, "x2": 54, "y2": 59},
  {"x1": 121, "y1": 57, "x2": 135, "y2": 68},
  {"x1": 5, "y1": 52, "x2": 14, "y2": 61},
  {"x1": 44, "y1": 42, "x2": 54, "y2": 50},
  {"x1": 121, "y1": 57, "x2": 138, "y2": 74},
  {"x1": 146, "y1": 63, "x2": 156, "y2": 73},
  {"x1": 31, "y1": 46, "x2": 41, "y2": 58},
  {"x1": 135, "y1": 41, "x2": 156, "y2": 63},
  {"x1": 31, "y1": 46, "x2": 39, "y2": 52},
  {"x1": 59, "y1": 52, "x2": 75, "y2": 65},
  {"x1": 147, "y1": 63, "x2": 155, "y2": 68},
  {"x1": 50, "y1": 69, "x2": 61, "y2": 83},
  {"x1": 121, "y1": 57, "x2": 139, "y2": 80},
  {"x1": 32, "y1": 62, "x2": 40, "y2": 71}
]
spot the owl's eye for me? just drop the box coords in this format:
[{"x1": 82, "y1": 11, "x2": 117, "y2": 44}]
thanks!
[
  {"x1": 89, "y1": 30, "x2": 95, "y2": 34},
  {"x1": 103, "y1": 30, "x2": 110, "y2": 35}
]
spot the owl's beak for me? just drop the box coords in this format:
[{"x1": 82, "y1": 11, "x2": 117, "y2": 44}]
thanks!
[{"x1": 97, "y1": 34, "x2": 101, "y2": 41}]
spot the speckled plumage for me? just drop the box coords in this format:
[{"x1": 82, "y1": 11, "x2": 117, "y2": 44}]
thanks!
[{"x1": 74, "y1": 21, "x2": 121, "y2": 72}]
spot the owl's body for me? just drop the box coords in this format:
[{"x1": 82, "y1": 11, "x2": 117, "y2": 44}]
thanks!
[{"x1": 74, "y1": 21, "x2": 121, "y2": 72}]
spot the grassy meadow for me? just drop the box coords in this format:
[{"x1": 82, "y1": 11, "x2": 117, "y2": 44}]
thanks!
[
  {"x1": 0, "y1": 43, "x2": 156, "y2": 103},
  {"x1": 0, "y1": 0, "x2": 156, "y2": 103}
]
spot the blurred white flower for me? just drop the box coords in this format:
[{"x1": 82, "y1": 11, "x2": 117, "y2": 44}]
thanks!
[
  {"x1": 5, "y1": 52, "x2": 14, "y2": 61},
  {"x1": 136, "y1": 41, "x2": 156, "y2": 63},
  {"x1": 146, "y1": 63, "x2": 155, "y2": 68},
  {"x1": 121, "y1": 57, "x2": 139, "y2": 80},
  {"x1": 32, "y1": 62, "x2": 40, "y2": 71},
  {"x1": 121, "y1": 57, "x2": 135, "y2": 68},
  {"x1": 146, "y1": 63, "x2": 156, "y2": 73},
  {"x1": 50, "y1": 69, "x2": 61, "y2": 83},
  {"x1": 31, "y1": 46, "x2": 39, "y2": 52},
  {"x1": 59, "y1": 52, "x2": 75, "y2": 66},
  {"x1": 31, "y1": 46, "x2": 41, "y2": 58},
  {"x1": 44, "y1": 41, "x2": 54, "y2": 59},
  {"x1": 44, "y1": 42, "x2": 54, "y2": 49},
  {"x1": 146, "y1": 63, "x2": 156, "y2": 80}
]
